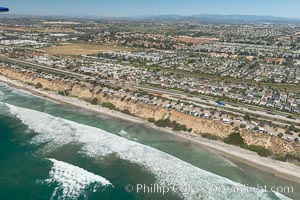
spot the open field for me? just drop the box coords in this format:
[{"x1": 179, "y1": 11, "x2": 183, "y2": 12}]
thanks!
[
  {"x1": 43, "y1": 43, "x2": 132, "y2": 56},
  {"x1": 0, "y1": 26, "x2": 29, "y2": 32}
]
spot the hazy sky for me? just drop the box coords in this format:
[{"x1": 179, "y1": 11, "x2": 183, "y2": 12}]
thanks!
[{"x1": 1, "y1": 0, "x2": 300, "y2": 18}]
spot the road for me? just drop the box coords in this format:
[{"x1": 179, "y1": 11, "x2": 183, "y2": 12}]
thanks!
[
  {"x1": 1, "y1": 57, "x2": 87, "y2": 80},
  {"x1": 133, "y1": 85, "x2": 300, "y2": 125}
]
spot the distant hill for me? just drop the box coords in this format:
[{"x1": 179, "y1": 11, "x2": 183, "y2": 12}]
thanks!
[
  {"x1": 3, "y1": 13, "x2": 300, "y2": 23},
  {"x1": 126, "y1": 14, "x2": 300, "y2": 23}
]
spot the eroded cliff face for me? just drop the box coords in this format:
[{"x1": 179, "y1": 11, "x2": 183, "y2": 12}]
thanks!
[
  {"x1": 0, "y1": 67, "x2": 72, "y2": 91},
  {"x1": 242, "y1": 132, "x2": 296, "y2": 154},
  {"x1": 0, "y1": 66, "x2": 298, "y2": 154}
]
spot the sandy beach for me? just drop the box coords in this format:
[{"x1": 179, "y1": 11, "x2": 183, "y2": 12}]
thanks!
[{"x1": 1, "y1": 74, "x2": 300, "y2": 184}]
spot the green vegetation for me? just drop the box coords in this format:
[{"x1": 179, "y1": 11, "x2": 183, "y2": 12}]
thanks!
[
  {"x1": 240, "y1": 124, "x2": 246, "y2": 129},
  {"x1": 274, "y1": 154, "x2": 287, "y2": 162},
  {"x1": 244, "y1": 113, "x2": 251, "y2": 121},
  {"x1": 90, "y1": 98, "x2": 98, "y2": 105},
  {"x1": 274, "y1": 153, "x2": 300, "y2": 163},
  {"x1": 121, "y1": 109, "x2": 132, "y2": 115},
  {"x1": 172, "y1": 122, "x2": 188, "y2": 132},
  {"x1": 223, "y1": 132, "x2": 244, "y2": 146},
  {"x1": 152, "y1": 118, "x2": 191, "y2": 132},
  {"x1": 102, "y1": 102, "x2": 116, "y2": 110},
  {"x1": 58, "y1": 90, "x2": 70, "y2": 96},
  {"x1": 285, "y1": 153, "x2": 300, "y2": 162},
  {"x1": 35, "y1": 82, "x2": 43, "y2": 89},
  {"x1": 155, "y1": 118, "x2": 171, "y2": 127},
  {"x1": 121, "y1": 96, "x2": 126, "y2": 101},
  {"x1": 148, "y1": 118, "x2": 156, "y2": 123},
  {"x1": 241, "y1": 144, "x2": 273, "y2": 157},
  {"x1": 277, "y1": 133, "x2": 284, "y2": 138},
  {"x1": 224, "y1": 132, "x2": 272, "y2": 157},
  {"x1": 288, "y1": 125, "x2": 300, "y2": 133},
  {"x1": 200, "y1": 133, "x2": 221, "y2": 141}
]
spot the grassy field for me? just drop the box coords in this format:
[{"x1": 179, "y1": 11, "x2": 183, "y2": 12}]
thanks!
[{"x1": 43, "y1": 43, "x2": 131, "y2": 56}]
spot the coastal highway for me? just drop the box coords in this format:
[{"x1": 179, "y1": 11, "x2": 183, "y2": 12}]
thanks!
[
  {"x1": 1, "y1": 57, "x2": 299, "y2": 125},
  {"x1": 133, "y1": 85, "x2": 300, "y2": 125},
  {"x1": 0, "y1": 57, "x2": 87, "y2": 80}
]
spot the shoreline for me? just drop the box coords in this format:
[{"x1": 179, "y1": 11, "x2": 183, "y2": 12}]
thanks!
[{"x1": 1, "y1": 75, "x2": 300, "y2": 184}]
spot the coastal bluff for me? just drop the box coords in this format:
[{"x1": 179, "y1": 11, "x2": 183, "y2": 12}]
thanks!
[{"x1": 1, "y1": 66, "x2": 299, "y2": 157}]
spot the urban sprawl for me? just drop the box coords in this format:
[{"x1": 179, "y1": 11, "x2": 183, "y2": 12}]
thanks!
[{"x1": 0, "y1": 17, "x2": 300, "y2": 162}]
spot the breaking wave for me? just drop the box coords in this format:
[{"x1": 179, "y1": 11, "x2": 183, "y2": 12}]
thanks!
[
  {"x1": 7, "y1": 104, "x2": 290, "y2": 200},
  {"x1": 44, "y1": 158, "x2": 112, "y2": 200},
  {"x1": 0, "y1": 82, "x2": 8, "y2": 88},
  {"x1": 0, "y1": 90, "x2": 4, "y2": 101}
]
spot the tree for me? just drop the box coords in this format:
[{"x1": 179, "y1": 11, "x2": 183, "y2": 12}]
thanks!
[
  {"x1": 244, "y1": 113, "x2": 251, "y2": 121},
  {"x1": 224, "y1": 132, "x2": 245, "y2": 146},
  {"x1": 35, "y1": 82, "x2": 43, "y2": 89},
  {"x1": 240, "y1": 124, "x2": 246, "y2": 129},
  {"x1": 91, "y1": 98, "x2": 98, "y2": 105}
]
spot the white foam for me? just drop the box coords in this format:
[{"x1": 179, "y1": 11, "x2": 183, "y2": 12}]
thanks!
[
  {"x1": 118, "y1": 129, "x2": 128, "y2": 136},
  {"x1": 45, "y1": 158, "x2": 112, "y2": 200},
  {"x1": 7, "y1": 104, "x2": 291, "y2": 200},
  {"x1": 0, "y1": 82, "x2": 8, "y2": 88},
  {"x1": 0, "y1": 90, "x2": 4, "y2": 100}
]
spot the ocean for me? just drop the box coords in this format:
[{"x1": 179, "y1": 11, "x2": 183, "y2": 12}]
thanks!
[{"x1": 0, "y1": 82, "x2": 299, "y2": 200}]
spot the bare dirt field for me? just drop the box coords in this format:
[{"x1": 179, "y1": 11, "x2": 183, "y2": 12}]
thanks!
[
  {"x1": 0, "y1": 26, "x2": 29, "y2": 32},
  {"x1": 43, "y1": 43, "x2": 131, "y2": 56}
]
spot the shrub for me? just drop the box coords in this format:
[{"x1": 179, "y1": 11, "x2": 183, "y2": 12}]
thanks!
[
  {"x1": 244, "y1": 113, "x2": 251, "y2": 121},
  {"x1": 102, "y1": 102, "x2": 116, "y2": 110},
  {"x1": 277, "y1": 133, "x2": 284, "y2": 138},
  {"x1": 285, "y1": 153, "x2": 300, "y2": 162},
  {"x1": 58, "y1": 91, "x2": 69, "y2": 96},
  {"x1": 155, "y1": 118, "x2": 171, "y2": 127},
  {"x1": 35, "y1": 82, "x2": 43, "y2": 89},
  {"x1": 91, "y1": 98, "x2": 98, "y2": 105},
  {"x1": 240, "y1": 124, "x2": 246, "y2": 129},
  {"x1": 274, "y1": 154, "x2": 287, "y2": 162},
  {"x1": 285, "y1": 130, "x2": 293, "y2": 135},
  {"x1": 224, "y1": 132, "x2": 244, "y2": 146},
  {"x1": 240, "y1": 144, "x2": 273, "y2": 157},
  {"x1": 289, "y1": 125, "x2": 300, "y2": 133},
  {"x1": 172, "y1": 123, "x2": 187, "y2": 132},
  {"x1": 148, "y1": 118, "x2": 156, "y2": 123},
  {"x1": 121, "y1": 109, "x2": 131, "y2": 115},
  {"x1": 246, "y1": 145, "x2": 272, "y2": 157},
  {"x1": 121, "y1": 96, "x2": 126, "y2": 101},
  {"x1": 201, "y1": 133, "x2": 221, "y2": 141}
]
